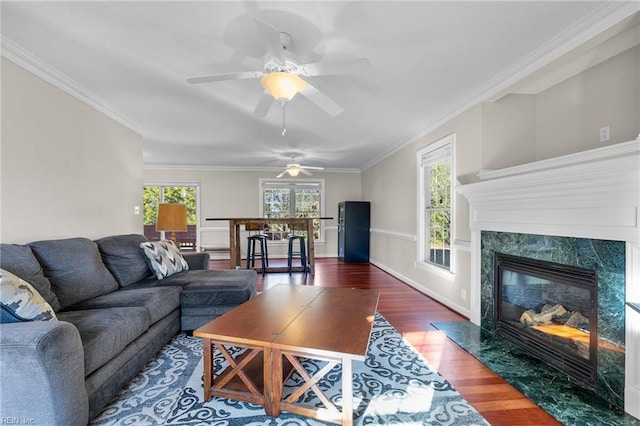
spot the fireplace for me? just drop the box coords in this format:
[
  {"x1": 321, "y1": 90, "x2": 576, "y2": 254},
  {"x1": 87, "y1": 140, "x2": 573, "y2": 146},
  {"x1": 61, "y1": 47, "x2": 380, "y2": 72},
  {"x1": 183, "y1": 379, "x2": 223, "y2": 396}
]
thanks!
[
  {"x1": 457, "y1": 139, "x2": 638, "y2": 416},
  {"x1": 494, "y1": 253, "x2": 598, "y2": 386},
  {"x1": 480, "y1": 232, "x2": 626, "y2": 409}
]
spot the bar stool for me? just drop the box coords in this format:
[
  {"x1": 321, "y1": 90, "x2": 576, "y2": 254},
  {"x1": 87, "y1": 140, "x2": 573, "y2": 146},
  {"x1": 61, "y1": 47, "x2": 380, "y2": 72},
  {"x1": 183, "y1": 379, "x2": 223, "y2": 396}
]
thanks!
[
  {"x1": 246, "y1": 222, "x2": 269, "y2": 275},
  {"x1": 287, "y1": 235, "x2": 308, "y2": 275}
]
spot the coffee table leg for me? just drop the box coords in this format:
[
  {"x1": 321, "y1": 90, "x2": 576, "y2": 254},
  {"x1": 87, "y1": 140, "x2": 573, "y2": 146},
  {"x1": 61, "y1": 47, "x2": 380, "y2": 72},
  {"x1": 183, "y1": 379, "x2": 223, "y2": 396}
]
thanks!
[
  {"x1": 263, "y1": 348, "x2": 283, "y2": 417},
  {"x1": 342, "y1": 357, "x2": 353, "y2": 426},
  {"x1": 203, "y1": 338, "x2": 212, "y2": 401}
]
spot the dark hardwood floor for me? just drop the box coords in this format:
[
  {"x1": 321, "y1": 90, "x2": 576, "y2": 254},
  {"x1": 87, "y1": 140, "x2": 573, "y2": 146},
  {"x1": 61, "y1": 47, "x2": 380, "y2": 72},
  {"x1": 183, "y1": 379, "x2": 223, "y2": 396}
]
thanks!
[{"x1": 210, "y1": 257, "x2": 561, "y2": 425}]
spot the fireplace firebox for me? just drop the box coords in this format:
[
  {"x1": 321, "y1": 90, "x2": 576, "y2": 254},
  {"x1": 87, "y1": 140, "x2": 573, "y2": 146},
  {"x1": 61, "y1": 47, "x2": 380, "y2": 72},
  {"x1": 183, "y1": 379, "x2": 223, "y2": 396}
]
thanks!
[{"x1": 494, "y1": 253, "x2": 598, "y2": 386}]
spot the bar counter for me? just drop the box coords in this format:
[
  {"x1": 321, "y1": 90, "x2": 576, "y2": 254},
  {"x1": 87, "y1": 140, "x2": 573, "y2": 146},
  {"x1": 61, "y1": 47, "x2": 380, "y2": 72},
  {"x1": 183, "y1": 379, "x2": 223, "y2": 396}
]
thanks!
[{"x1": 206, "y1": 217, "x2": 332, "y2": 274}]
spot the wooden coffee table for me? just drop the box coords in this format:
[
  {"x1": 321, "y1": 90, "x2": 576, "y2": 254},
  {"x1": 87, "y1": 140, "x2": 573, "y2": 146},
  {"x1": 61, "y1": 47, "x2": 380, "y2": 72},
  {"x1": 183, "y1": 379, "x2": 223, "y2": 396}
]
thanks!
[{"x1": 194, "y1": 284, "x2": 380, "y2": 425}]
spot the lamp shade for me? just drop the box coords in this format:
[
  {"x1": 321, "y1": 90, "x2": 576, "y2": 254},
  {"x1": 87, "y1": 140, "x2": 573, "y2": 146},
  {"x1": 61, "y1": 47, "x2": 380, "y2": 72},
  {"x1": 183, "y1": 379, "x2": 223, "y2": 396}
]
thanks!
[
  {"x1": 261, "y1": 72, "x2": 307, "y2": 101},
  {"x1": 156, "y1": 203, "x2": 187, "y2": 232}
]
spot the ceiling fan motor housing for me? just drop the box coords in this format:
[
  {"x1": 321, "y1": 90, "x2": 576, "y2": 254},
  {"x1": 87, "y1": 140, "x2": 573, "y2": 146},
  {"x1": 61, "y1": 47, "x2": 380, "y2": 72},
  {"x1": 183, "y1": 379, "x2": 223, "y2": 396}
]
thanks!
[
  {"x1": 264, "y1": 58, "x2": 300, "y2": 75},
  {"x1": 278, "y1": 32, "x2": 293, "y2": 50}
]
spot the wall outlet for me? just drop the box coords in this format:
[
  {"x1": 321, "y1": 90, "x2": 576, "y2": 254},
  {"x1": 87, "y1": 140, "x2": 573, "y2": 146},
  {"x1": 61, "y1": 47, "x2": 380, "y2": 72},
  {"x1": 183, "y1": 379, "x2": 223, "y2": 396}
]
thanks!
[
  {"x1": 461, "y1": 289, "x2": 467, "y2": 300},
  {"x1": 600, "y1": 126, "x2": 610, "y2": 142},
  {"x1": 134, "y1": 205, "x2": 140, "y2": 215}
]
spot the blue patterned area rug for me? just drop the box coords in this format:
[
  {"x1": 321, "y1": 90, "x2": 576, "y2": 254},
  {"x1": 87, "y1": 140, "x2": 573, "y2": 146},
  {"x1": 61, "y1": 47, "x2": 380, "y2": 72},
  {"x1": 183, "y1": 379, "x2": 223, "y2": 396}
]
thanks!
[{"x1": 91, "y1": 313, "x2": 488, "y2": 425}]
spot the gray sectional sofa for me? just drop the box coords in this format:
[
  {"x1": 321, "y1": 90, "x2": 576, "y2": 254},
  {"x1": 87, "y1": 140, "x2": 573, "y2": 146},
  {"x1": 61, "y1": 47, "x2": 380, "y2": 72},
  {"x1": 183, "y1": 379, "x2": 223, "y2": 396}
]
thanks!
[{"x1": 0, "y1": 234, "x2": 257, "y2": 425}]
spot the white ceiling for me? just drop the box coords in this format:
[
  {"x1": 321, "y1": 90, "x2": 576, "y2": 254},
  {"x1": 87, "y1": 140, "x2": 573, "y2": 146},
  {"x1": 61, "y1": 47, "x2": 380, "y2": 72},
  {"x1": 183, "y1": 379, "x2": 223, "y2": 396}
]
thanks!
[{"x1": 1, "y1": 1, "x2": 638, "y2": 172}]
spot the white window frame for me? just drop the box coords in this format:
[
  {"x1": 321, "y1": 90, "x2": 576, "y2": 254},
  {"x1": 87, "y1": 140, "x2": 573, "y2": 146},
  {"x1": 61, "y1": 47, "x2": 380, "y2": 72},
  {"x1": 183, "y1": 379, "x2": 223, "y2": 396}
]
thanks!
[
  {"x1": 258, "y1": 178, "x2": 326, "y2": 243},
  {"x1": 142, "y1": 181, "x2": 201, "y2": 244},
  {"x1": 416, "y1": 134, "x2": 455, "y2": 278}
]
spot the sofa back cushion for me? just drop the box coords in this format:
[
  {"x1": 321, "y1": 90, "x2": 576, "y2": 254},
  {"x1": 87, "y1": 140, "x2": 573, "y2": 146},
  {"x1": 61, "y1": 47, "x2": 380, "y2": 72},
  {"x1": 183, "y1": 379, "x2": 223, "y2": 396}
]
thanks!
[
  {"x1": 29, "y1": 238, "x2": 119, "y2": 309},
  {"x1": 95, "y1": 234, "x2": 153, "y2": 287},
  {"x1": 0, "y1": 243, "x2": 61, "y2": 312}
]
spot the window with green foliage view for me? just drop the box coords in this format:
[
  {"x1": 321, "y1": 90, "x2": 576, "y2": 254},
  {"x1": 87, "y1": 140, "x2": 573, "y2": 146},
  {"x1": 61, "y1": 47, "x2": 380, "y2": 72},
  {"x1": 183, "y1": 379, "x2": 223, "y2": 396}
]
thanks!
[
  {"x1": 418, "y1": 136, "x2": 453, "y2": 270},
  {"x1": 427, "y1": 161, "x2": 451, "y2": 267},
  {"x1": 261, "y1": 180, "x2": 323, "y2": 241},
  {"x1": 143, "y1": 185, "x2": 197, "y2": 241}
]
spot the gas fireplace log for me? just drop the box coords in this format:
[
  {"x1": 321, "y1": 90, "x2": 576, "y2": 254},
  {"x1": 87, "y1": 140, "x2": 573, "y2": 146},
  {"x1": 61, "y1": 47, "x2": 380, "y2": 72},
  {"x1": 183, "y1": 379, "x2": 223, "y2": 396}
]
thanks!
[
  {"x1": 565, "y1": 311, "x2": 589, "y2": 328},
  {"x1": 520, "y1": 304, "x2": 567, "y2": 326}
]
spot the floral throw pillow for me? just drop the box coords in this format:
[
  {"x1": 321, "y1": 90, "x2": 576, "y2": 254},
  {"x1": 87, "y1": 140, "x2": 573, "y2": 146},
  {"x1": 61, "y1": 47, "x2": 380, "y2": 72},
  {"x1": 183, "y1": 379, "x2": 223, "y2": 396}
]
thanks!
[
  {"x1": 139, "y1": 240, "x2": 189, "y2": 280},
  {"x1": 0, "y1": 268, "x2": 58, "y2": 323}
]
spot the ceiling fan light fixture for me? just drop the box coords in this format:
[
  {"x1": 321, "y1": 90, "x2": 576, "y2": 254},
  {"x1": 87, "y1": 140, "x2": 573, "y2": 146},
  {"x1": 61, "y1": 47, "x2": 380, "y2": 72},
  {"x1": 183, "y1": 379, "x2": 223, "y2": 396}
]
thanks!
[
  {"x1": 287, "y1": 166, "x2": 301, "y2": 177},
  {"x1": 261, "y1": 72, "x2": 307, "y2": 101}
]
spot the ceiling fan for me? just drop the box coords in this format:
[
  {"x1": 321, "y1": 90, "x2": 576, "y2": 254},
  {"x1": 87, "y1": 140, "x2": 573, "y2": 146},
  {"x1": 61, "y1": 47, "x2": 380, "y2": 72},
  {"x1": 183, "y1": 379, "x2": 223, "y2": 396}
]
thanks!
[
  {"x1": 186, "y1": 18, "x2": 370, "y2": 133},
  {"x1": 277, "y1": 163, "x2": 324, "y2": 178}
]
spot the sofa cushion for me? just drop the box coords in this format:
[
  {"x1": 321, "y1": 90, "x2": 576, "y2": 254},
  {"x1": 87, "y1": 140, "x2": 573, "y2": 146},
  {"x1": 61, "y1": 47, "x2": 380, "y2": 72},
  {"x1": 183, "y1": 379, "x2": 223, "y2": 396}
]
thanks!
[
  {"x1": 95, "y1": 234, "x2": 152, "y2": 287},
  {"x1": 180, "y1": 306, "x2": 240, "y2": 331},
  {"x1": 56, "y1": 307, "x2": 149, "y2": 376},
  {"x1": 29, "y1": 238, "x2": 119, "y2": 310},
  {"x1": 139, "y1": 240, "x2": 189, "y2": 279},
  {"x1": 183, "y1": 252, "x2": 211, "y2": 271},
  {"x1": 134, "y1": 269, "x2": 258, "y2": 306},
  {"x1": 1, "y1": 269, "x2": 57, "y2": 323},
  {"x1": 180, "y1": 271, "x2": 258, "y2": 307},
  {"x1": 0, "y1": 244, "x2": 61, "y2": 311},
  {"x1": 67, "y1": 287, "x2": 181, "y2": 325}
]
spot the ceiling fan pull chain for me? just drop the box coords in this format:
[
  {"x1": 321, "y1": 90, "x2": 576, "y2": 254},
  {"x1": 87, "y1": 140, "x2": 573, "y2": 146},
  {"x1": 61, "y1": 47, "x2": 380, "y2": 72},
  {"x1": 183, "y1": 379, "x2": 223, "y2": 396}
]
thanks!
[{"x1": 281, "y1": 102, "x2": 287, "y2": 136}]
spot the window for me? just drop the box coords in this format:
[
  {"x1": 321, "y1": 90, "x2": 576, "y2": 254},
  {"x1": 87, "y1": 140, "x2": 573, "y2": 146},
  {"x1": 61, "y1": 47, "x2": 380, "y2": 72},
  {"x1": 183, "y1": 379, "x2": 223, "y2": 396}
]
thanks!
[
  {"x1": 417, "y1": 135, "x2": 454, "y2": 272},
  {"x1": 259, "y1": 179, "x2": 324, "y2": 241},
  {"x1": 142, "y1": 184, "x2": 198, "y2": 247}
]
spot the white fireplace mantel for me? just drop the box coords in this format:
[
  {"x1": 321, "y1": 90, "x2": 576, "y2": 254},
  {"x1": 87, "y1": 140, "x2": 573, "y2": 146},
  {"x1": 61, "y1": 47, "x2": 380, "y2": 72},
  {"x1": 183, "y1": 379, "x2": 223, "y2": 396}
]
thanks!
[
  {"x1": 457, "y1": 136, "x2": 640, "y2": 419},
  {"x1": 458, "y1": 138, "x2": 639, "y2": 245}
]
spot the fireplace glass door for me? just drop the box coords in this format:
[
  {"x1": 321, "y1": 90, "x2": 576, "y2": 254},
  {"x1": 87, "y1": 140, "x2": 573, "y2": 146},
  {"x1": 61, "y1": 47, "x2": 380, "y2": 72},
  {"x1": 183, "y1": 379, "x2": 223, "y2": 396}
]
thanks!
[{"x1": 494, "y1": 253, "x2": 598, "y2": 386}]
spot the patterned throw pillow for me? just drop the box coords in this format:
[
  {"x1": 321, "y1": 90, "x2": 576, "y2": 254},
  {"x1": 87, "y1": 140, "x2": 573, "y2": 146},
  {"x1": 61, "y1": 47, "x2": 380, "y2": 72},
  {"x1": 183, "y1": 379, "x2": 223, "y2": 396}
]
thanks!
[
  {"x1": 0, "y1": 268, "x2": 57, "y2": 323},
  {"x1": 139, "y1": 240, "x2": 189, "y2": 280}
]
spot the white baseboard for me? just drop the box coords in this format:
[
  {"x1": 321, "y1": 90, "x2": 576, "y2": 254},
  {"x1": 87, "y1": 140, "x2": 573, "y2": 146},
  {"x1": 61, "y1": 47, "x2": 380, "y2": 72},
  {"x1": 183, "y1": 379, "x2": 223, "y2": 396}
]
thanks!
[{"x1": 369, "y1": 259, "x2": 471, "y2": 319}]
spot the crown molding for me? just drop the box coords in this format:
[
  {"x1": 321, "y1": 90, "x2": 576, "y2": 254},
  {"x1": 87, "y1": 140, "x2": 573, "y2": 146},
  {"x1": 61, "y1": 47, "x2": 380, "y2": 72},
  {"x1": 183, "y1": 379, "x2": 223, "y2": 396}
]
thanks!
[
  {"x1": 1, "y1": 36, "x2": 144, "y2": 135},
  {"x1": 362, "y1": 2, "x2": 640, "y2": 172},
  {"x1": 142, "y1": 164, "x2": 361, "y2": 173}
]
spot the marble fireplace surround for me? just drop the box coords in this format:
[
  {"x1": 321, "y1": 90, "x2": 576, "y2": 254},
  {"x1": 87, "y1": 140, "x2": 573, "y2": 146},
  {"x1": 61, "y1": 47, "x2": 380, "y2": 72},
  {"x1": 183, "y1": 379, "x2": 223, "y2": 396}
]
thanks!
[{"x1": 457, "y1": 137, "x2": 640, "y2": 419}]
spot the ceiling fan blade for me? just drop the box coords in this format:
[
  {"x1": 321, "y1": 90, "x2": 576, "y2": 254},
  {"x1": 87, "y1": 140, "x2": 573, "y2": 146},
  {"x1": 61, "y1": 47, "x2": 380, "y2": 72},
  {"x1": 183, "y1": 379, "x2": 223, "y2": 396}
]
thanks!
[
  {"x1": 301, "y1": 165, "x2": 324, "y2": 170},
  {"x1": 276, "y1": 170, "x2": 287, "y2": 178},
  {"x1": 253, "y1": 91, "x2": 274, "y2": 117},
  {"x1": 299, "y1": 168, "x2": 313, "y2": 176},
  {"x1": 254, "y1": 18, "x2": 286, "y2": 65},
  {"x1": 300, "y1": 58, "x2": 370, "y2": 77},
  {"x1": 186, "y1": 71, "x2": 263, "y2": 84},
  {"x1": 300, "y1": 83, "x2": 343, "y2": 116}
]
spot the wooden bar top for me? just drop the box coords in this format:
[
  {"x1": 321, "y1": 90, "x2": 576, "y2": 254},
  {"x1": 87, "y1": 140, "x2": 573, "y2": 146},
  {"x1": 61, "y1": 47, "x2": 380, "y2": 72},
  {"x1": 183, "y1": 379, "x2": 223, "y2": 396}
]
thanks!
[{"x1": 205, "y1": 217, "x2": 333, "y2": 222}]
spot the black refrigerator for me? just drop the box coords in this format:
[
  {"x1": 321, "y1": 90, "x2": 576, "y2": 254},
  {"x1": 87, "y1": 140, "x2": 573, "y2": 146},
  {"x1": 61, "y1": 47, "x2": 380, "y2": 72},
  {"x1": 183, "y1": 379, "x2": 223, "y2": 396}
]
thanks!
[{"x1": 337, "y1": 201, "x2": 370, "y2": 263}]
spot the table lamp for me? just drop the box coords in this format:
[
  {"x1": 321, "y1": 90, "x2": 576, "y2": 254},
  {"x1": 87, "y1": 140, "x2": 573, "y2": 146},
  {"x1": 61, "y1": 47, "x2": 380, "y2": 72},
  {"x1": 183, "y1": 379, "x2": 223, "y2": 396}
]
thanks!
[{"x1": 156, "y1": 203, "x2": 187, "y2": 243}]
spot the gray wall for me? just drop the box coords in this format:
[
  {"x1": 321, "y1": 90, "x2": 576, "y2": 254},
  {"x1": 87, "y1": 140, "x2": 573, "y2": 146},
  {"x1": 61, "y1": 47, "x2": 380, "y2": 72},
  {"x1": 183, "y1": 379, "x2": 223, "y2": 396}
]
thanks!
[
  {"x1": 143, "y1": 168, "x2": 362, "y2": 258},
  {"x1": 1, "y1": 39, "x2": 637, "y2": 320},
  {"x1": 1, "y1": 58, "x2": 143, "y2": 243},
  {"x1": 362, "y1": 45, "x2": 640, "y2": 317},
  {"x1": 362, "y1": 106, "x2": 482, "y2": 315},
  {"x1": 535, "y1": 46, "x2": 639, "y2": 160}
]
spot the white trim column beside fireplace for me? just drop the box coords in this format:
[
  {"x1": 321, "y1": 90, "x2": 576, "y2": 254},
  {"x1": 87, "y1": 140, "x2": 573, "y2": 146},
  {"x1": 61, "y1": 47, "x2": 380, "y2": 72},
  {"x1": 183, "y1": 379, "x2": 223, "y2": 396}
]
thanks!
[{"x1": 457, "y1": 136, "x2": 640, "y2": 419}]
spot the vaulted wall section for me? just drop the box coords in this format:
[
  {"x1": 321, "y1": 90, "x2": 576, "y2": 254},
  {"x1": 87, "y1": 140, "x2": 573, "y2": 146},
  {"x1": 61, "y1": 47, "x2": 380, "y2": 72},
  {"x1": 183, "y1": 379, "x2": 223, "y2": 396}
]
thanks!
[
  {"x1": 1, "y1": 58, "x2": 144, "y2": 243},
  {"x1": 362, "y1": 43, "x2": 639, "y2": 319}
]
